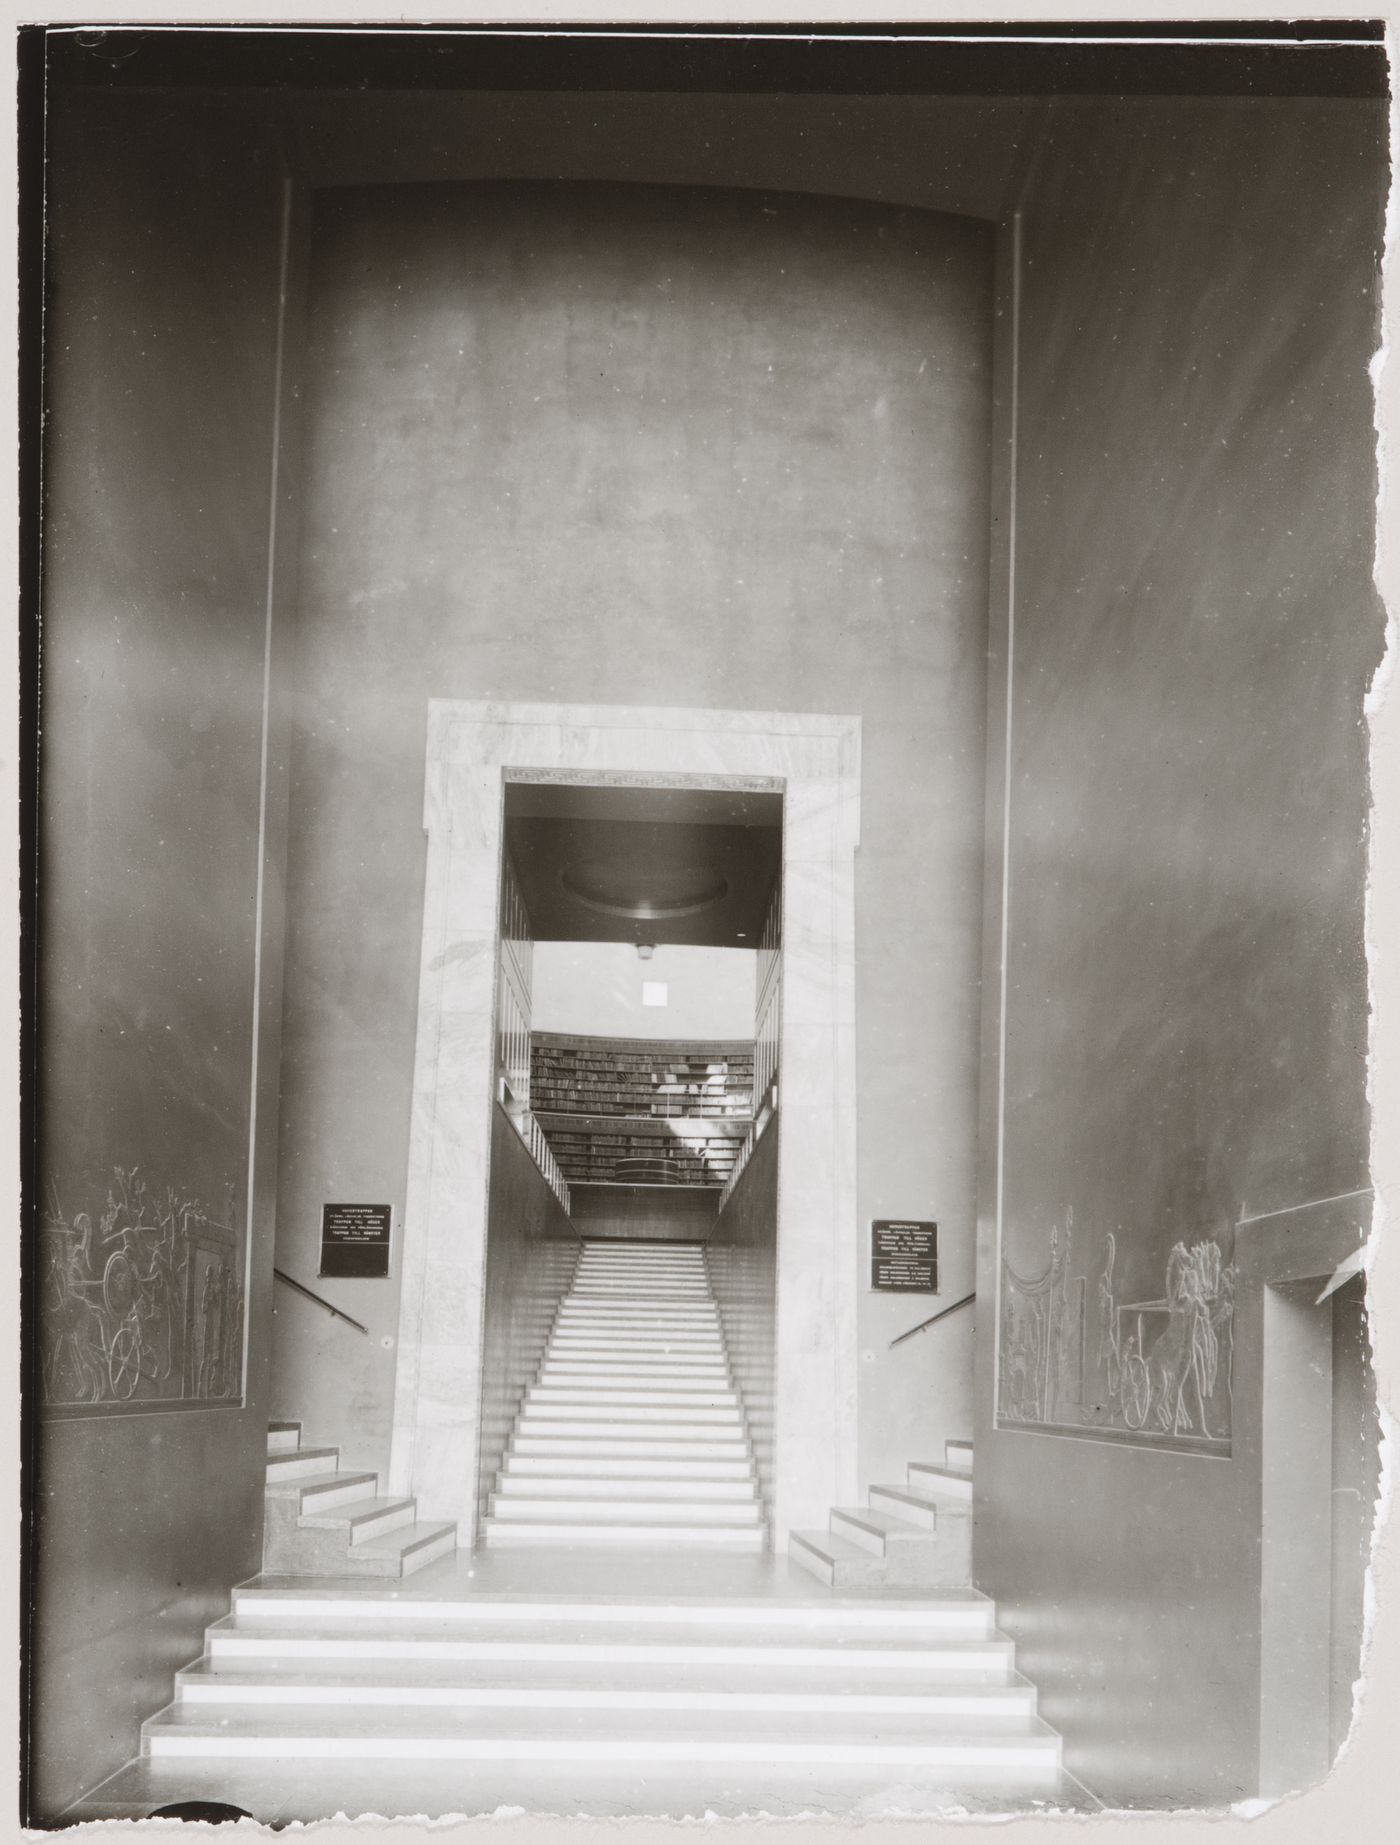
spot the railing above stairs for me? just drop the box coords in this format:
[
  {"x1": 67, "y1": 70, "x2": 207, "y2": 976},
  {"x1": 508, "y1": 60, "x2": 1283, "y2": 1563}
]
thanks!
[
  {"x1": 273, "y1": 1268, "x2": 369, "y2": 1335},
  {"x1": 888, "y1": 1290, "x2": 975, "y2": 1348}
]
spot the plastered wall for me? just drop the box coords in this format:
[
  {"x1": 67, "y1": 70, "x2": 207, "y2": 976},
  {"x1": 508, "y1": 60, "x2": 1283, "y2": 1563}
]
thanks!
[
  {"x1": 974, "y1": 98, "x2": 1386, "y2": 1806},
  {"x1": 33, "y1": 93, "x2": 294, "y2": 1816},
  {"x1": 270, "y1": 179, "x2": 993, "y2": 1493}
]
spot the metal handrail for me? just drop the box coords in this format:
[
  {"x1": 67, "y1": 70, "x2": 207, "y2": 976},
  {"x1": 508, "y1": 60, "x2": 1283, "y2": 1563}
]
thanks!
[
  {"x1": 273, "y1": 1267, "x2": 370, "y2": 1335},
  {"x1": 889, "y1": 1291, "x2": 976, "y2": 1348}
]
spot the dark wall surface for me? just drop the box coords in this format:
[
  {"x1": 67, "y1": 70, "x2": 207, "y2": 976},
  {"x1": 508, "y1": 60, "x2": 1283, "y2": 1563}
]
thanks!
[
  {"x1": 33, "y1": 93, "x2": 291, "y2": 1816},
  {"x1": 271, "y1": 180, "x2": 994, "y2": 1490},
  {"x1": 975, "y1": 98, "x2": 1385, "y2": 1805},
  {"x1": 569, "y1": 1188, "x2": 719, "y2": 1242},
  {"x1": 707, "y1": 1121, "x2": 781, "y2": 1522}
]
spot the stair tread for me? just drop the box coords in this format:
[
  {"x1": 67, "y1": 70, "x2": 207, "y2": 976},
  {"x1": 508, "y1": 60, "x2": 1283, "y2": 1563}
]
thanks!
[
  {"x1": 213, "y1": 1616, "x2": 1001, "y2": 1655},
  {"x1": 488, "y1": 1502, "x2": 762, "y2": 1523},
  {"x1": 790, "y1": 1527, "x2": 881, "y2": 1566},
  {"x1": 497, "y1": 1472, "x2": 755, "y2": 1489},
  {"x1": 300, "y1": 1495, "x2": 415, "y2": 1526},
  {"x1": 870, "y1": 1483, "x2": 946, "y2": 1510},
  {"x1": 176, "y1": 1657, "x2": 1033, "y2": 1702},
  {"x1": 147, "y1": 1702, "x2": 1061, "y2": 1748},
  {"x1": 833, "y1": 1506, "x2": 935, "y2": 1540},
  {"x1": 268, "y1": 1469, "x2": 379, "y2": 1498},
  {"x1": 349, "y1": 1520, "x2": 456, "y2": 1560}
]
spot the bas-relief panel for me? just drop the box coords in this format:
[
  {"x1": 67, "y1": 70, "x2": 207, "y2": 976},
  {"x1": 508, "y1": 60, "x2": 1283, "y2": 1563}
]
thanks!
[
  {"x1": 40, "y1": 1165, "x2": 245, "y2": 1414},
  {"x1": 997, "y1": 1213, "x2": 1235, "y2": 1454}
]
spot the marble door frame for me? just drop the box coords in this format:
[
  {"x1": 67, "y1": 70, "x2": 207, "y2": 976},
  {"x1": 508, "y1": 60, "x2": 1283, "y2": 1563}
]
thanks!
[{"x1": 388, "y1": 698, "x2": 862, "y2": 1544}]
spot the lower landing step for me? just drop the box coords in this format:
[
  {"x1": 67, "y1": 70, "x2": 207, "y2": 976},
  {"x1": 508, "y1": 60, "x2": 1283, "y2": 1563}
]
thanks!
[
  {"x1": 143, "y1": 1705, "x2": 1062, "y2": 1770},
  {"x1": 482, "y1": 1521, "x2": 767, "y2": 1550}
]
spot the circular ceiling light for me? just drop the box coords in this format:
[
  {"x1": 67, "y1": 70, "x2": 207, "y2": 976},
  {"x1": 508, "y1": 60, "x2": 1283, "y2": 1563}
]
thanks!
[{"x1": 560, "y1": 858, "x2": 729, "y2": 920}]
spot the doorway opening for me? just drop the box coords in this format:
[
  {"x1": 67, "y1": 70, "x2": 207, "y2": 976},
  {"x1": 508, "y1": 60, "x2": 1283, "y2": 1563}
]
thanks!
[
  {"x1": 1258, "y1": 1269, "x2": 1381, "y2": 1794},
  {"x1": 387, "y1": 700, "x2": 860, "y2": 1546},
  {"x1": 476, "y1": 780, "x2": 783, "y2": 1547}
]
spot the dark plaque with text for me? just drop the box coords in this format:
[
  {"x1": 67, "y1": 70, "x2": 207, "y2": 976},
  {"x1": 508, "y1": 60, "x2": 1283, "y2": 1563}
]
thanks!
[
  {"x1": 319, "y1": 1203, "x2": 393, "y2": 1279},
  {"x1": 871, "y1": 1219, "x2": 938, "y2": 1292}
]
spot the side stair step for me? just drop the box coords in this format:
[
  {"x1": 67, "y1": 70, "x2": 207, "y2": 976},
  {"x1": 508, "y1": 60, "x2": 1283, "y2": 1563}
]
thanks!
[
  {"x1": 868, "y1": 1483, "x2": 942, "y2": 1529},
  {"x1": 830, "y1": 1506, "x2": 937, "y2": 1558},
  {"x1": 276, "y1": 1469, "x2": 382, "y2": 1512},
  {"x1": 348, "y1": 1520, "x2": 458, "y2": 1576},
  {"x1": 298, "y1": 1495, "x2": 420, "y2": 1544},
  {"x1": 265, "y1": 1445, "x2": 339, "y2": 1481},
  {"x1": 908, "y1": 1462, "x2": 974, "y2": 1501}
]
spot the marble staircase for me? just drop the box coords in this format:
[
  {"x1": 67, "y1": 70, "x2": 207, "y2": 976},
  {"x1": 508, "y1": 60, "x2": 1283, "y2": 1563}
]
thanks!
[
  {"x1": 139, "y1": 1577, "x2": 1062, "y2": 1785},
  {"x1": 263, "y1": 1421, "x2": 458, "y2": 1579},
  {"x1": 482, "y1": 1239, "x2": 767, "y2": 1550},
  {"x1": 789, "y1": 1438, "x2": 974, "y2": 1588}
]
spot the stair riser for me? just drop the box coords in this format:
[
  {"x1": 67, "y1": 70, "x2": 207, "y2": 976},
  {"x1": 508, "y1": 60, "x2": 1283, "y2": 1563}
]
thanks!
[
  {"x1": 540, "y1": 1360, "x2": 730, "y2": 1374},
  {"x1": 568, "y1": 1291, "x2": 712, "y2": 1301},
  {"x1": 908, "y1": 1467, "x2": 974, "y2": 1502},
  {"x1": 516, "y1": 1423, "x2": 745, "y2": 1442},
  {"x1": 527, "y1": 1387, "x2": 745, "y2": 1402},
  {"x1": 512, "y1": 1438, "x2": 751, "y2": 1458},
  {"x1": 266, "y1": 1453, "x2": 339, "y2": 1482},
  {"x1": 569, "y1": 1265, "x2": 709, "y2": 1272},
  {"x1": 868, "y1": 1489, "x2": 938, "y2": 1530},
  {"x1": 300, "y1": 1502, "x2": 418, "y2": 1544},
  {"x1": 266, "y1": 1428, "x2": 301, "y2": 1455},
  {"x1": 487, "y1": 1500, "x2": 762, "y2": 1524},
  {"x1": 176, "y1": 1684, "x2": 1037, "y2": 1720},
  {"x1": 828, "y1": 1514, "x2": 900, "y2": 1558},
  {"x1": 505, "y1": 1456, "x2": 754, "y2": 1479},
  {"x1": 349, "y1": 1504, "x2": 419, "y2": 1544},
  {"x1": 484, "y1": 1525, "x2": 767, "y2": 1550},
  {"x1": 516, "y1": 1409, "x2": 737, "y2": 1424},
  {"x1": 556, "y1": 1315, "x2": 721, "y2": 1328},
  {"x1": 546, "y1": 1342, "x2": 727, "y2": 1355},
  {"x1": 295, "y1": 1478, "x2": 382, "y2": 1513},
  {"x1": 497, "y1": 1477, "x2": 754, "y2": 1500},
  {"x1": 398, "y1": 1530, "x2": 459, "y2": 1576},
  {"x1": 210, "y1": 1639, "x2": 1012, "y2": 1675},
  {"x1": 145, "y1": 1735, "x2": 1060, "y2": 1769},
  {"x1": 536, "y1": 1372, "x2": 733, "y2": 1388}
]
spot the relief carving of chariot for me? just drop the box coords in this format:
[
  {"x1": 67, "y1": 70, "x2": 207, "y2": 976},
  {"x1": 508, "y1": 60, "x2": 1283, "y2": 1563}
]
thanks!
[{"x1": 41, "y1": 1166, "x2": 243, "y2": 1410}]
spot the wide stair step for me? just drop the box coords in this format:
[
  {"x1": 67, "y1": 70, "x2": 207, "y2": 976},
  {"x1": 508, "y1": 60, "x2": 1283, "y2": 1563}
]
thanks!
[
  {"x1": 144, "y1": 1588, "x2": 1059, "y2": 1786},
  {"x1": 143, "y1": 1703, "x2": 1061, "y2": 1768}
]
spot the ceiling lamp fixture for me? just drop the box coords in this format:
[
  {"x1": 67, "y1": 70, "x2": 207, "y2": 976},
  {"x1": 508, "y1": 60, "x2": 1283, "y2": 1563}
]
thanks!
[{"x1": 636, "y1": 942, "x2": 655, "y2": 961}]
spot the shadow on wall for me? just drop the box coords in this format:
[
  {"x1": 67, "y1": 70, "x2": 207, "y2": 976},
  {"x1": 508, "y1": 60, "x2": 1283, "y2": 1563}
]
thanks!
[
  {"x1": 476, "y1": 1106, "x2": 582, "y2": 1537},
  {"x1": 706, "y1": 1119, "x2": 779, "y2": 1525}
]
